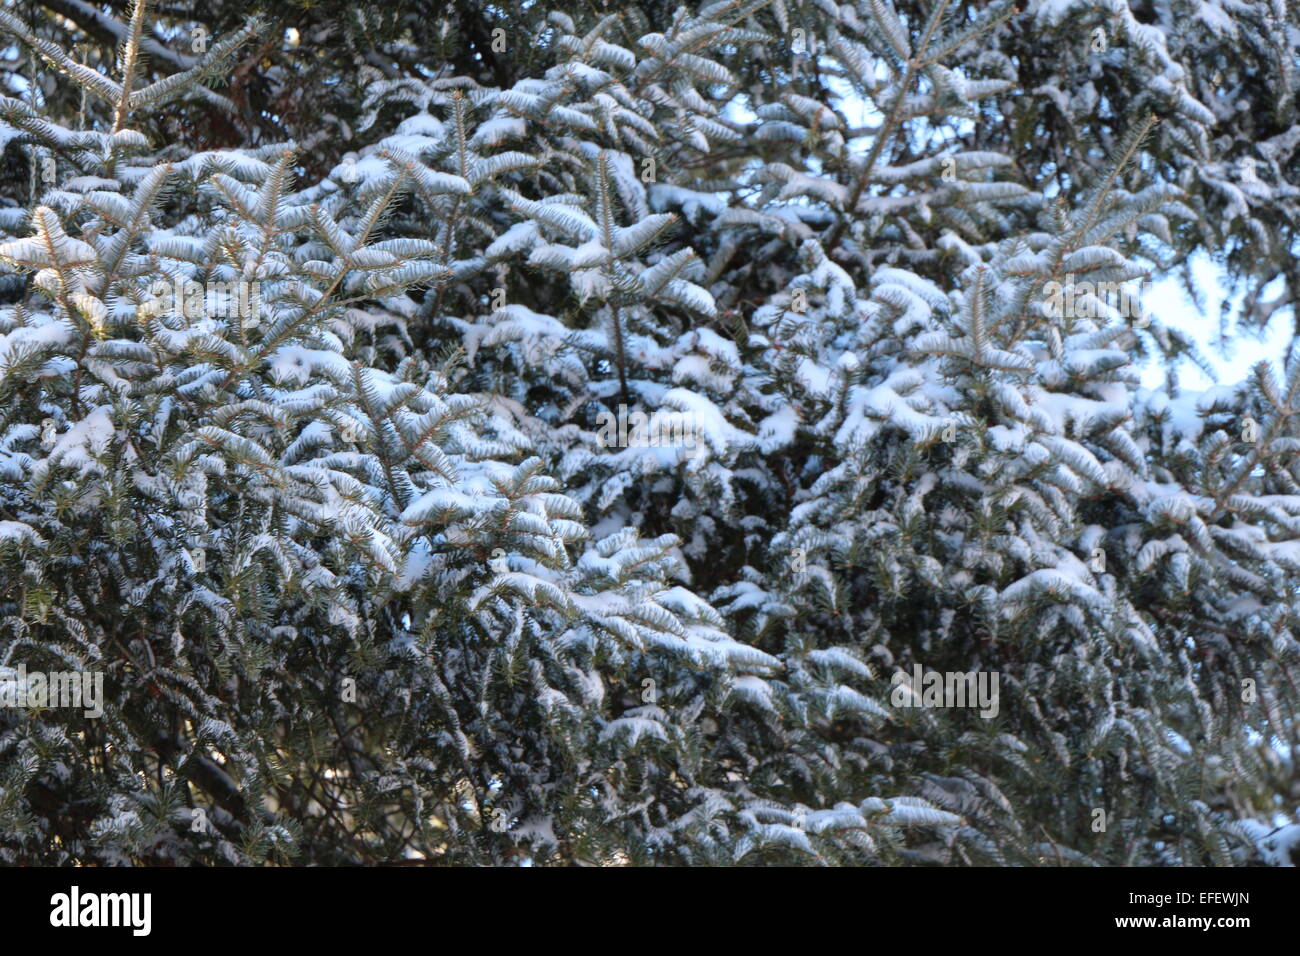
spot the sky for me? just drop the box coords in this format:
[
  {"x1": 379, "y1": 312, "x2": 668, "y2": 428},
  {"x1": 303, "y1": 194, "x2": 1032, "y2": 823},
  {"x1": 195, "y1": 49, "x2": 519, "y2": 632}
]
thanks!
[{"x1": 1141, "y1": 254, "x2": 1292, "y2": 391}]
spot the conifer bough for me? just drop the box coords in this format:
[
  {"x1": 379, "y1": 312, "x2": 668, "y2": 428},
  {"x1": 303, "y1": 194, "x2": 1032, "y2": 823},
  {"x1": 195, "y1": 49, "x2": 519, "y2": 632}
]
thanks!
[{"x1": 0, "y1": 0, "x2": 1297, "y2": 866}]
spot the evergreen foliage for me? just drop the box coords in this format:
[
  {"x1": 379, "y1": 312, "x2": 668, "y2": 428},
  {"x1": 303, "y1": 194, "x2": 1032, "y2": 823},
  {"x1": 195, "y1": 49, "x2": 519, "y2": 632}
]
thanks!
[{"x1": 0, "y1": 0, "x2": 1297, "y2": 865}]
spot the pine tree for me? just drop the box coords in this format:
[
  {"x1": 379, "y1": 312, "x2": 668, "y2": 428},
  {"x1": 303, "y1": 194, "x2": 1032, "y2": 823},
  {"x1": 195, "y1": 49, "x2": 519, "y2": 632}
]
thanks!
[{"x1": 1, "y1": 0, "x2": 1297, "y2": 866}]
